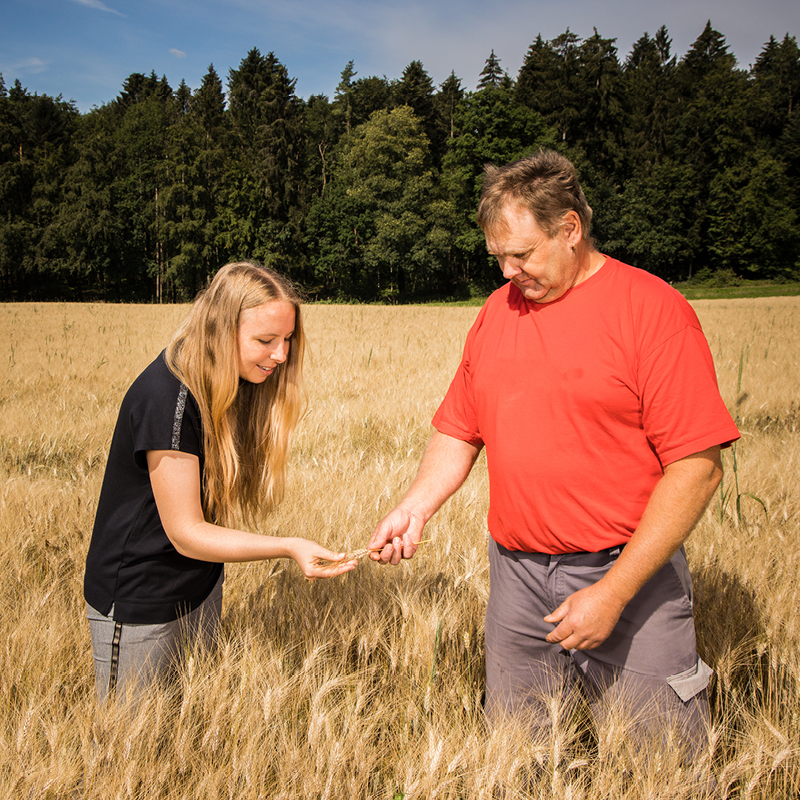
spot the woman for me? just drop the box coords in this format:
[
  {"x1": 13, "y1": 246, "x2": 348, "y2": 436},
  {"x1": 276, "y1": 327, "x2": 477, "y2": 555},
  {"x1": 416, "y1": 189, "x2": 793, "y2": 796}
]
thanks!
[{"x1": 84, "y1": 262, "x2": 356, "y2": 701}]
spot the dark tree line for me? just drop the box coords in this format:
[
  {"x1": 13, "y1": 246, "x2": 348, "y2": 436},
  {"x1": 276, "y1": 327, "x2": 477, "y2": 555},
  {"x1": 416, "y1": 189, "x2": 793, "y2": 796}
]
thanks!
[{"x1": 1, "y1": 21, "x2": 798, "y2": 302}]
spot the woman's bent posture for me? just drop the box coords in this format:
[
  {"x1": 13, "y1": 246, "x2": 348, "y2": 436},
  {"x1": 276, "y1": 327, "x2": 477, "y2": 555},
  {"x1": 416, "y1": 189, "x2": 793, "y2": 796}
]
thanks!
[{"x1": 84, "y1": 262, "x2": 355, "y2": 701}]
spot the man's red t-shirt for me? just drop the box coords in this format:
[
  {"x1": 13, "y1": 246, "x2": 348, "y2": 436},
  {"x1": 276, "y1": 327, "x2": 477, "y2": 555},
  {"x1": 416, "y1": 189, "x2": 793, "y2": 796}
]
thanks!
[{"x1": 432, "y1": 258, "x2": 740, "y2": 554}]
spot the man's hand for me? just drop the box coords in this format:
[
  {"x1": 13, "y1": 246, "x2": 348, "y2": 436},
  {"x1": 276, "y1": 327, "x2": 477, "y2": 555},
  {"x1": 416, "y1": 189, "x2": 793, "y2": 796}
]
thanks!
[
  {"x1": 544, "y1": 446, "x2": 724, "y2": 651},
  {"x1": 544, "y1": 580, "x2": 627, "y2": 651},
  {"x1": 368, "y1": 506, "x2": 426, "y2": 565},
  {"x1": 366, "y1": 431, "x2": 481, "y2": 566}
]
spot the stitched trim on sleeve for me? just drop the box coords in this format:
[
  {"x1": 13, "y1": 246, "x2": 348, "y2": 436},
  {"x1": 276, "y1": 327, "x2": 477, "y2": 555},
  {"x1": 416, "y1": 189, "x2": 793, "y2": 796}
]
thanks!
[{"x1": 171, "y1": 384, "x2": 189, "y2": 450}]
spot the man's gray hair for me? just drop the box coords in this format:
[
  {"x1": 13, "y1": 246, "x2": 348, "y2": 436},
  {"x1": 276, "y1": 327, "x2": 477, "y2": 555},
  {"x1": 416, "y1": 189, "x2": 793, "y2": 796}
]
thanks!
[{"x1": 477, "y1": 150, "x2": 593, "y2": 241}]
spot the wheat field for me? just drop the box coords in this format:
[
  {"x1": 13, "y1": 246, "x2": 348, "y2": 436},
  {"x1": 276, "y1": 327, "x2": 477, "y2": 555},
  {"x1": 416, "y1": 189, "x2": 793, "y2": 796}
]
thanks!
[{"x1": 1, "y1": 298, "x2": 799, "y2": 799}]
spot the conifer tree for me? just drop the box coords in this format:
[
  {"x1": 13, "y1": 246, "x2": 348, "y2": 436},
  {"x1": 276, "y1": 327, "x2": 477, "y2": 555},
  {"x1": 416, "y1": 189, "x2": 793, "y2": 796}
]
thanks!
[
  {"x1": 751, "y1": 34, "x2": 800, "y2": 145},
  {"x1": 225, "y1": 49, "x2": 304, "y2": 272},
  {"x1": 333, "y1": 60, "x2": 356, "y2": 134},
  {"x1": 435, "y1": 71, "x2": 463, "y2": 141},
  {"x1": 477, "y1": 50, "x2": 508, "y2": 89},
  {"x1": 622, "y1": 26, "x2": 677, "y2": 172}
]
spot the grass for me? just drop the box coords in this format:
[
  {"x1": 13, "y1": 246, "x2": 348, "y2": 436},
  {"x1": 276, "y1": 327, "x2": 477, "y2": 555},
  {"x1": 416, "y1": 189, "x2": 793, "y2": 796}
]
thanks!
[
  {"x1": 1, "y1": 299, "x2": 799, "y2": 798},
  {"x1": 673, "y1": 282, "x2": 800, "y2": 301},
  {"x1": 418, "y1": 281, "x2": 800, "y2": 306}
]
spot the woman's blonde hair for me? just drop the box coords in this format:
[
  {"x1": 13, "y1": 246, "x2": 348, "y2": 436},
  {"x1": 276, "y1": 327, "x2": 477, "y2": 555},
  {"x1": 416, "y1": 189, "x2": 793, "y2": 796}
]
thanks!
[{"x1": 165, "y1": 262, "x2": 306, "y2": 527}]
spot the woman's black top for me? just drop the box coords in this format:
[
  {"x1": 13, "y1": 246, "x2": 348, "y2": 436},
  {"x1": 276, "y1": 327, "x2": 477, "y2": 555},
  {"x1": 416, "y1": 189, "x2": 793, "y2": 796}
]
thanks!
[{"x1": 84, "y1": 352, "x2": 222, "y2": 623}]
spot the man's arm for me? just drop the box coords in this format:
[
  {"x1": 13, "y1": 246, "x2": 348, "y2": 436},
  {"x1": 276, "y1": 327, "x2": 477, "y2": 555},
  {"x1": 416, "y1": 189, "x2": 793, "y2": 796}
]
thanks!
[
  {"x1": 368, "y1": 430, "x2": 482, "y2": 565},
  {"x1": 544, "y1": 445, "x2": 723, "y2": 651}
]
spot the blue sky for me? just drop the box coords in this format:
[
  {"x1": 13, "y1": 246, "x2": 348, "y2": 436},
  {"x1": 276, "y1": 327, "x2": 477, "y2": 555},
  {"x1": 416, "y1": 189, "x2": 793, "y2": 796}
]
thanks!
[{"x1": 2, "y1": 0, "x2": 798, "y2": 112}]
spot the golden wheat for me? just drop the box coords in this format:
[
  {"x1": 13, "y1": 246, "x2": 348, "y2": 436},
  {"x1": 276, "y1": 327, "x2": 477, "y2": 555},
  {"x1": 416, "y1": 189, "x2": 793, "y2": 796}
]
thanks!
[{"x1": 0, "y1": 298, "x2": 799, "y2": 798}]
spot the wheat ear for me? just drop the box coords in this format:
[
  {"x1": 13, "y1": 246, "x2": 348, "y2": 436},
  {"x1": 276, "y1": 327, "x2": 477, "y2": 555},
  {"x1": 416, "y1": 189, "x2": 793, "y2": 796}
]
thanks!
[{"x1": 322, "y1": 539, "x2": 432, "y2": 564}]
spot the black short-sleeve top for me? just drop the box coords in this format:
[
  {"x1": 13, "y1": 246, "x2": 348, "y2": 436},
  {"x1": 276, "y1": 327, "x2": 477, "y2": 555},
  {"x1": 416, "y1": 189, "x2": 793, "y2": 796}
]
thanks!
[{"x1": 84, "y1": 352, "x2": 223, "y2": 624}]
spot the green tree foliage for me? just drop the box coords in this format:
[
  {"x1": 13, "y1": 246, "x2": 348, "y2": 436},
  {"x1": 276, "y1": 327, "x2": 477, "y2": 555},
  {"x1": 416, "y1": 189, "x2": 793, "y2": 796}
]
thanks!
[
  {"x1": 516, "y1": 28, "x2": 623, "y2": 170},
  {"x1": 516, "y1": 30, "x2": 582, "y2": 143},
  {"x1": 348, "y1": 75, "x2": 395, "y2": 129},
  {"x1": 333, "y1": 61, "x2": 357, "y2": 135},
  {"x1": 442, "y1": 74, "x2": 556, "y2": 289},
  {"x1": 306, "y1": 106, "x2": 448, "y2": 300},
  {"x1": 621, "y1": 27, "x2": 677, "y2": 173},
  {"x1": 302, "y1": 93, "x2": 336, "y2": 200},
  {"x1": 667, "y1": 23, "x2": 754, "y2": 275},
  {"x1": 1, "y1": 20, "x2": 799, "y2": 301},
  {"x1": 750, "y1": 34, "x2": 800, "y2": 145},
  {"x1": 477, "y1": 50, "x2": 509, "y2": 89},
  {"x1": 576, "y1": 30, "x2": 624, "y2": 172},
  {"x1": 434, "y1": 72, "x2": 463, "y2": 145},
  {"x1": 56, "y1": 104, "x2": 130, "y2": 300},
  {"x1": 707, "y1": 150, "x2": 798, "y2": 280},
  {"x1": 0, "y1": 80, "x2": 79, "y2": 299},
  {"x1": 183, "y1": 64, "x2": 230, "y2": 293},
  {"x1": 112, "y1": 73, "x2": 176, "y2": 300},
  {"x1": 226, "y1": 49, "x2": 305, "y2": 276},
  {"x1": 602, "y1": 158, "x2": 702, "y2": 279},
  {"x1": 395, "y1": 61, "x2": 440, "y2": 160}
]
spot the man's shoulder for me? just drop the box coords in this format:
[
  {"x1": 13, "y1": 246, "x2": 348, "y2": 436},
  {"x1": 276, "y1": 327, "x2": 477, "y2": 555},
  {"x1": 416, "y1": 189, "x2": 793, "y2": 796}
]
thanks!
[
  {"x1": 485, "y1": 281, "x2": 515, "y2": 301},
  {"x1": 603, "y1": 259, "x2": 698, "y2": 323},
  {"x1": 605, "y1": 258, "x2": 677, "y2": 294},
  {"x1": 481, "y1": 282, "x2": 523, "y2": 313},
  {"x1": 469, "y1": 283, "x2": 524, "y2": 330}
]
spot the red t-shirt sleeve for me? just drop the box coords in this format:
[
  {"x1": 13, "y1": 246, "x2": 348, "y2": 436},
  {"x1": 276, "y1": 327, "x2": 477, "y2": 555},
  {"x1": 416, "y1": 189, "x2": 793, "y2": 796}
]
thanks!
[
  {"x1": 636, "y1": 293, "x2": 739, "y2": 467},
  {"x1": 432, "y1": 312, "x2": 485, "y2": 448},
  {"x1": 432, "y1": 365, "x2": 484, "y2": 447}
]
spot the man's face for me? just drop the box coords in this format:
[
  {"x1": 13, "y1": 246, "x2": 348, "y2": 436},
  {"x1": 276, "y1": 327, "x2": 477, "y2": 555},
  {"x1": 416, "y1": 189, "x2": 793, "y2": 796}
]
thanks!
[{"x1": 485, "y1": 204, "x2": 581, "y2": 304}]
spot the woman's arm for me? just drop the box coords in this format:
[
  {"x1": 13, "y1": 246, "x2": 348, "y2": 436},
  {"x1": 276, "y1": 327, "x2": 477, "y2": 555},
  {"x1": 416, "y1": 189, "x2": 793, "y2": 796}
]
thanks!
[{"x1": 147, "y1": 450, "x2": 357, "y2": 579}]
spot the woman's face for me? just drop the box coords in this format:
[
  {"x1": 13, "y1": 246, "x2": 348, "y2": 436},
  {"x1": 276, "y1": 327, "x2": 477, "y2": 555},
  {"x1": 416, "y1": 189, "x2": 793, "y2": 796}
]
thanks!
[{"x1": 237, "y1": 300, "x2": 296, "y2": 383}]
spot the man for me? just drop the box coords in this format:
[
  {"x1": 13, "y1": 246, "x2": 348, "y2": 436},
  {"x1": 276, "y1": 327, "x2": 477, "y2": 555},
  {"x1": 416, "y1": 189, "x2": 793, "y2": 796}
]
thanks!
[{"x1": 368, "y1": 150, "x2": 739, "y2": 752}]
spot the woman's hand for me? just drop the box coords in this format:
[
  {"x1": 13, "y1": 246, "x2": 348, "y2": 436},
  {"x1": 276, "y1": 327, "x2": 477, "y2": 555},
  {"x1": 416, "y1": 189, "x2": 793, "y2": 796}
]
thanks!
[{"x1": 286, "y1": 538, "x2": 358, "y2": 580}]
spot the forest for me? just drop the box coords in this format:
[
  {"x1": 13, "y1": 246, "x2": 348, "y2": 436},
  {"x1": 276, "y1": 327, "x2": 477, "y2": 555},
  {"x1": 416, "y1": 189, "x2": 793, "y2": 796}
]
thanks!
[{"x1": 0, "y1": 21, "x2": 798, "y2": 302}]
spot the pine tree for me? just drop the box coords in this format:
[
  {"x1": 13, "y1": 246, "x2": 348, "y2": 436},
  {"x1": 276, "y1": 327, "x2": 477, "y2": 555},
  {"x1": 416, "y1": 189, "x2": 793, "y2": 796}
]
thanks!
[
  {"x1": 751, "y1": 34, "x2": 800, "y2": 145},
  {"x1": 574, "y1": 29, "x2": 623, "y2": 172},
  {"x1": 515, "y1": 30, "x2": 581, "y2": 143},
  {"x1": 622, "y1": 26, "x2": 677, "y2": 172},
  {"x1": 435, "y1": 71, "x2": 463, "y2": 141},
  {"x1": 175, "y1": 79, "x2": 191, "y2": 115},
  {"x1": 396, "y1": 61, "x2": 434, "y2": 119},
  {"x1": 303, "y1": 94, "x2": 335, "y2": 199},
  {"x1": 477, "y1": 50, "x2": 508, "y2": 89},
  {"x1": 348, "y1": 75, "x2": 395, "y2": 128},
  {"x1": 669, "y1": 22, "x2": 752, "y2": 276},
  {"x1": 516, "y1": 35, "x2": 559, "y2": 111},
  {"x1": 333, "y1": 60, "x2": 356, "y2": 134},
  {"x1": 225, "y1": 49, "x2": 304, "y2": 271},
  {"x1": 396, "y1": 60, "x2": 440, "y2": 160},
  {"x1": 0, "y1": 82, "x2": 79, "y2": 299}
]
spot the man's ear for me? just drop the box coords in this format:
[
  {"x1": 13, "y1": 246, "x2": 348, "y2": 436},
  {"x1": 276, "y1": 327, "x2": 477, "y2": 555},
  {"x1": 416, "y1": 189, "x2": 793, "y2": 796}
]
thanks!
[{"x1": 561, "y1": 210, "x2": 582, "y2": 245}]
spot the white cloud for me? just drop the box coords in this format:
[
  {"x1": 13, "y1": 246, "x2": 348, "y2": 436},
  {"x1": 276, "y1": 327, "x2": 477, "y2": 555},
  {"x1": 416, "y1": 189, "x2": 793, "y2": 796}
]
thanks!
[
  {"x1": 70, "y1": 0, "x2": 125, "y2": 17},
  {"x1": 8, "y1": 57, "x2": 49, "y2": 75},
  {"x1": 169, "y1": 48, "x2": 187, "y2": 58}
]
